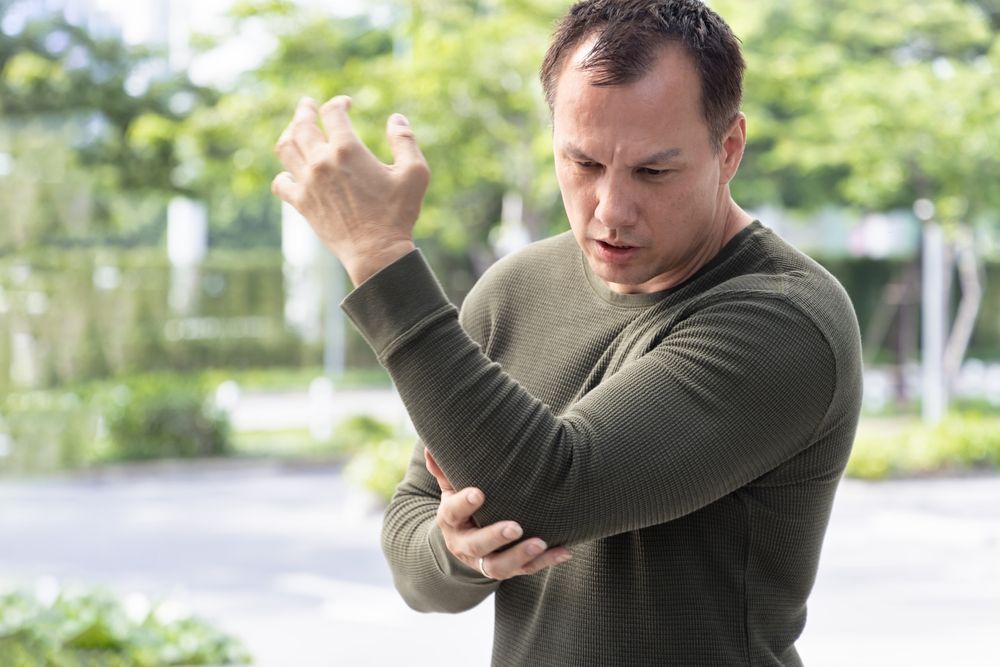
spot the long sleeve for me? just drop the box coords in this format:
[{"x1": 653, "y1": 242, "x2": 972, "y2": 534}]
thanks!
[
  {"x1": 344, "y1": 249, "x2": 842, "y2": 548},
  {"x1": 380, "y1": 438, "x2": 499, "y2": 612}
]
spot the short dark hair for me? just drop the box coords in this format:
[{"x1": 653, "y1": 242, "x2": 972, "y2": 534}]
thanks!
[{"x1": 540, "y1": 0, "x2": 745, "y2": 151}]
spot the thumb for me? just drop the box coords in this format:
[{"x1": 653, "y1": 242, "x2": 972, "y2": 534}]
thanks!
[
  {"x1": 386, "y1": 113, "x2": 427, "y2": 171},
  {"x1": 424, "y1": 449, "x2": 455, "y2": 494}
]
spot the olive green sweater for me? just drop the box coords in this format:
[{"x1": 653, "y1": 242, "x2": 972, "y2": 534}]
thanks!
[{"x1": 341, "y1": 222, "x2": 863, "y2": 666}]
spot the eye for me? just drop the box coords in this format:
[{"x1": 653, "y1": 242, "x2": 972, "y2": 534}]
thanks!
[
  {"x1": 638, "y1": 167, "x2": 671, "y2": 177},
  {"x1": 576, "y1": 161, "x2": 598, "y2": 169}
]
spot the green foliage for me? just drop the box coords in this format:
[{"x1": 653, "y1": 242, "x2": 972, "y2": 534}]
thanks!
[
  {"x1": 715, "y1": 0, "x2": 1000, "y2": 222},
  {"x1": 0, "y1": 5, "x2": 220, "y2": 250},
  {"x1": 0, "y1": 247, "x2": 335, "y2": 394},
  {"x1": 0, "y1": 390, "x2": 102, "y2": 474},
  {"x1": 104, "y1": 375, "x2": 230, "y2": 461},
  {"x1": 848, "y1": 412, "x2": 1000, "y2": 479},
  {"x1": 345, "y1": 437, "x2": 414, "y2": 504},
  {"x1": 0, "y1": 374, "x2": 231, "y2": 475},
  {"x1": 0, "y1": 9, "x2": 217, "y2": 192},
  {"x1": 0, "y1": 585, "x2": 251, "y2": 666},
  {"x1": 332, "y1": 413, "x2": 413, "y2": 502},
  {"x1": 332, "y1": 414, "x2": 398, "y2": 454}
]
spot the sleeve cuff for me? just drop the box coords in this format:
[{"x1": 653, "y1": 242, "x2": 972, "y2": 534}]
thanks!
[{"x1": 340, "y1": 249, "x2": 457, "y2": 360}]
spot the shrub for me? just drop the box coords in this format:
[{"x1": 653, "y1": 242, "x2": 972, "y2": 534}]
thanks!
[
  {"x1": 345, "y1": 437, "x2": 414, "y2": 503},
  {"x1": 104, "y1": 375, "x2": 230, "y2": 461},
  {"x1": 332, "y1": 414, "x2": 398, "y2": 454},
  {"x1": 848, "y1": 412, "x2": 1000, "y2": 479},
  {"x1": 0, "y1": 391, "x2": 103, "y2": 475},
  {"x1": 0, "y1": 584, "x2": 251, "y2": 666}
]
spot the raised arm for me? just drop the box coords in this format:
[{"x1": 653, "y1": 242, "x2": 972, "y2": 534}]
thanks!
[{"x1": 343, "y1": 249, "x2": 839, "y2": 547}]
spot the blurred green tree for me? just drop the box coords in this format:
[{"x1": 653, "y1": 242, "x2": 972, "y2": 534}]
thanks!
[
  {"x1": 718, "y1": 0, "x2": 1000, "y2": 224},
  {"x1": 0, "y1": 3, "x2": 217, "y2": 249}
]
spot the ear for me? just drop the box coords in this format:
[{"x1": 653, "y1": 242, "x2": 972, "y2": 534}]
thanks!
[{"x1": 718, "y1": 113, "x2": 747, "y2": 186}]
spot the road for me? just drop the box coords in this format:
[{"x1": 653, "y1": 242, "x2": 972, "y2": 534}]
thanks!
[{"x1": 1, "y1": 462, "x2": 998, "y2": 666}]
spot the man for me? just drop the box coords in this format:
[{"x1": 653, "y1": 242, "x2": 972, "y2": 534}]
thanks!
[{"x1": 271, "y1": 0, "x2": 863, "y2": 664}]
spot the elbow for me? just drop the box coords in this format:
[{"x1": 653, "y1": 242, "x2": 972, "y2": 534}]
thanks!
[{"x1": 393, "y1": 577, "x2": 485, "y2": 614}]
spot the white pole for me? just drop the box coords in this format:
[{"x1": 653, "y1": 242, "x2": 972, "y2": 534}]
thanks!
[
  {"x1": 324, "y1": 255, "x2": 346, "y2": 378},
  {"x1": 921, "y1": 222, "x2": 947, "y2": 424}
]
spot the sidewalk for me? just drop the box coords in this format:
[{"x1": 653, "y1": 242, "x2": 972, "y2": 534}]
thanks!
[{"x1": 1, "y1": 461, "x2": 998, "y2": 666}]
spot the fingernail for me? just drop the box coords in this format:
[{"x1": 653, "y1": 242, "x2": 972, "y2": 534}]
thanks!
[
  {"x1": 502, "y1": 524, "x2": 522, "y2": 540},
  {"x1": 467, "y1": 490, "x2": 482, "y2": 505},
  {"x1": 391, "y1": 113, "x2": 410, "y2": 127},
  {"x1": 556, "y1": 553, "x2": 572, "y2": 564},
  {"x1": 526, "y1": 541, "x2": 546, "y2": 556}
]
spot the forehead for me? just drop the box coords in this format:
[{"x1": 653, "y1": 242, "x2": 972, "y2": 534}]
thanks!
[{"x1": 552, "y1": 38, "x2": 708, "y2": 153}]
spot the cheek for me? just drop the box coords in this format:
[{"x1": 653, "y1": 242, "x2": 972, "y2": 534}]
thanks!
[{"x1": 556, "y1": 168, "x2": 591, "y2": 217}]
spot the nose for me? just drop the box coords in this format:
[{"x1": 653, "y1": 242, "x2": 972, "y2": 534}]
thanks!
[{"x1": 593, "y1": 174, "x2": 638, "y2": 232}]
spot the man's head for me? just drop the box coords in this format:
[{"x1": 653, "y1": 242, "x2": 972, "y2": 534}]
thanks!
[
  {"x1": 540, "y1": 0, "x2": 745, "y2": 153},
  {"x1": 542, "y1": 0, "x2": 750, "y2": 295}
]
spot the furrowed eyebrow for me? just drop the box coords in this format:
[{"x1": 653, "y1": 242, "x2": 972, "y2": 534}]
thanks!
[
  {"x1": 634, "y1": 148, "x2": 682, "y2": 166},
  {"x1": 561, "y1": 143, "x2": 593, "y2": 161},
  {"x1": 560, "y1": 143, "x2": 683, "y2": 166}
]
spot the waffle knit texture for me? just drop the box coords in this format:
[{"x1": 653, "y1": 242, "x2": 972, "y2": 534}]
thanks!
[{"x1": 341, "y1": 221, "x2": 863, "y2": 666}]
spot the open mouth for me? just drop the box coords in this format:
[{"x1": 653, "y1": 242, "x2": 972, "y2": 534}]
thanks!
[
  {"x1": 595, "y1": 239, "x2": 639, "y2": 263},
  {"x1": 597, "y1": 240, "x2": 635, "y2": 250}
]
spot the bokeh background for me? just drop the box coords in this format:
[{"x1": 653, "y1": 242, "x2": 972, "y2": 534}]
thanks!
[{"x1": 1, "y1": 0, "x2": 998, "y2": 665}]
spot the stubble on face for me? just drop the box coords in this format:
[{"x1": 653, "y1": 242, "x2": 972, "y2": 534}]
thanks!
[{"x1": 551, "y1": 38, "x2": 749, "y2": 294}]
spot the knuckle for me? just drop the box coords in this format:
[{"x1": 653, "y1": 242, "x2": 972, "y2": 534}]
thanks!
[
  {"x1": 306, "y1": 159, "x2": 332, "y2": 179},
  {"x1": 451, "y1": 542, "x2": 472, "y2": 561},
  {"x1": 407, "y1": 160, "x2": 430, "y2": 179},
  {"x1": 440, "y1": 506, "x2": 463, "y2": 529},
  {"x1": 528, "y1": 561, "x2": 551, "y2": 575},
  {"x1": 332, "y1": 141, "x2": 358, "y2": 162}
]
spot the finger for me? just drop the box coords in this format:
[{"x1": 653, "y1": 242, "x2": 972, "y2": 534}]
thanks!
[
  {"x1": 319, "y1": 95, "x2": 356, "y2": 140},
  {"x1": 294, "y1": 96, "x2": 319, "y2": 124},
  {"x1": 460, "y1": 521, "x2": 523, "y2": 559},
  {"x1": 274, "y1": 128, "x2": 307, "y2": 172},
  {"x1": 483, "y1": 538, "x2": 556, "y2": 580},
  {"x1": 424, "y1": 449, "x2": 455, "y2": 494},
  {"x1": 270, "y1": 171, "x2": 302, "y2": 206},
  {"x1": 290, "y1": 97, "x2": 328, "y2": 163},
  {"x1": 436, "y1": 486, "x2": 484, "y2": 529},
  {"x1": 385, "y1": 113, "x2": 428, "y2": 172},
  {"x1": 519, "y1": 546, "x2": 573, "y2": 576}
]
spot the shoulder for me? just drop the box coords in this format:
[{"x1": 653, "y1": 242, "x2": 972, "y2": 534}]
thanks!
[
  {"x1": 695, "y1": 223, "x2": 860, "y2": 350},
  {"x1": 475, "y1": 232, "x2": 578, "y2": 293},
  {"x1": 461, "y1": 231, "x2": 579, "y2": 314},
  {"x1": 678, "y1": 223, "x2": 863, "y2": 414},
  {"x1": 458, "y1": 231, "x2": 580, "y2": 341}
]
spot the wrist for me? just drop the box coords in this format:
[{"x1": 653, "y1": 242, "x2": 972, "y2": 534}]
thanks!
[{"x1": 342, "y1": 239, "x2": 417, "y2": 286}]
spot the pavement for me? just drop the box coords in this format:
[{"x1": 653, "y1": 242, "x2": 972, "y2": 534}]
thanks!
[{"x1": 1, "y1": 462, "x2": 999, "y2": 666}]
